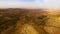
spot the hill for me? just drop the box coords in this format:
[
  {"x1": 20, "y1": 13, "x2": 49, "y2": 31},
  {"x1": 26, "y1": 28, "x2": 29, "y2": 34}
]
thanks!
[{"x1": 0, "y1": 8, "x2": 60, "y2": 34}]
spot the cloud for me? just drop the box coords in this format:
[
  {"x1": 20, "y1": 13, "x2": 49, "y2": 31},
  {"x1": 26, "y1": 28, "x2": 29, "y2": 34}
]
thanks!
[
  {"x1": 39, "y1": 0, "x2": 60, "y2": 10},
  {"x1": 0, "y1": 1, "x2": 39, "y2": 8},
  {"x1": 0, "y1": 0, "x2": 60, "y2": 10},
  {"x1": 0, "y1": 0, "x2": 42, "y2": 9}
]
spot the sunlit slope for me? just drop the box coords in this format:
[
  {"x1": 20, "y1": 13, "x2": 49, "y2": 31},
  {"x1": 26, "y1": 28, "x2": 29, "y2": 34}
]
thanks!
[
  {"x1": 20, "y1": 24, "x2": 39, "y2": 34},
  {"x1": 44, "y1": 11, "x2": 60, "y2": 34},
  {"x1": 16, "y1": 10, "x2": 60, "y2": 34}
]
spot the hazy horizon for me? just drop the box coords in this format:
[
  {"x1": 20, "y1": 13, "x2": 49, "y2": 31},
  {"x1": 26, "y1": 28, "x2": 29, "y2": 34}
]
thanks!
[{"x1": 0, "y1": 0, "x2": 60, "y2": 10}]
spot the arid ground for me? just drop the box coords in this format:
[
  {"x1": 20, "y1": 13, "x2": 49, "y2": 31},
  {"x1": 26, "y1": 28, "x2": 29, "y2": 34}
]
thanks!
[{"x1": 0, "y1": 8, "x2": 60, "y2": 34}]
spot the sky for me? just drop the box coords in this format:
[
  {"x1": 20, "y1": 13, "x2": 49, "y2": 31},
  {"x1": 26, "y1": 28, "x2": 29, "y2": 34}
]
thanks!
[{"x1": 0, "y1": 0, "x2": 60, "y2": 10}]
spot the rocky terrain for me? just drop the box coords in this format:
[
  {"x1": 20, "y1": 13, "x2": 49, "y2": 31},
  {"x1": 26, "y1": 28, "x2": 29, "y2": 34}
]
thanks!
[{"x1": 0, "y1": 8, "x2": 60, "y2": 34}]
